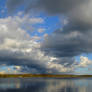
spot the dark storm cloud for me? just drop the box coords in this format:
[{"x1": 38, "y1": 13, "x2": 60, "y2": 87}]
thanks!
[
  {"x1": 41, "y1": 27, "x2": 92, "y2": 57},
  {"x1": 5, "y1": 0, "x2": 92, "y2": 73},
  {"x1": 0, "y1": 50, "x2": 48, "y2": 73},
  {"x1": 0, "y1": 48, "x2": 75, "y2": 74},
  {"x1": 7, "y1": 0, "x2": 87, "y2": 13},
  {"x1": 7, "y1": 0, "x2": 92, "y2": 33},
  {"x1": 7, "y1": 0, "x2": 25, "y2": 12}
]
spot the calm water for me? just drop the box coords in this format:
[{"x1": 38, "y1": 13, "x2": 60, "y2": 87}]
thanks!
[{"x1": 0, "y1": 78, "x2": 92, "y2": 92}]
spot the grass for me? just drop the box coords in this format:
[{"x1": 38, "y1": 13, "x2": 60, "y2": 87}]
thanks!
[{"x1": 0, "y1": 74, "x2": 92, "y2": 78}]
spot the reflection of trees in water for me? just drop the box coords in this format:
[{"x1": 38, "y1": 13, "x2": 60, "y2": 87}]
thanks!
[{"x1": 0, "y1": 78, "x2": 92, "y2": 92}]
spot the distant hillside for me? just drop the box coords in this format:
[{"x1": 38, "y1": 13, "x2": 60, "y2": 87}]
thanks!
[{"x1": 0, "y1": 74, "x2": 92, "y2": 78}]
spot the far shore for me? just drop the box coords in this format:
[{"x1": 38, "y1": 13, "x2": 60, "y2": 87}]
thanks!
[{"x1": 0, "y1": 74, "x2": 92, "y2": 78}]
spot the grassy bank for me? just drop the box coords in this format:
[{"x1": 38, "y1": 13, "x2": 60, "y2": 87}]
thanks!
[{"x1": 0, "y1": 74, "x2": 92, "y2": 78}]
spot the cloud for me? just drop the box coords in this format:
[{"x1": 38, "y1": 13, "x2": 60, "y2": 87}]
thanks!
[
  {"x1": 7, "y1": 0, "x2": 87, "y2": 14},
  {"x1": 78, "y1": 56, "x2": 92, "y2": 67},
  {"x1": 0, "y1": 65, "x2": 23, "y2": 74},
  {"x1": 38, "y1": 28, "x2": 45, "y2": 33},
  {"x1": 7, "y1": 0, "x2": 92, "y2": 53},
  {"x1": 7, "y1": 0, "x2": 92, "y2": 28},
  {"x1": 0, "y1": 15, "x2": 45, "y2": 73},
  {"x1": 0, "y1": 15, "x2": 76, "y2": 74},
  {"x1": 41, "y1": 29, "x2": 92, "y2": 57},
  {"x1": 7, "y1": 0, "x2": 25, "y2": 13},
  {"x1": 5, "y1": 0, "x2": 92, "y2": 74},
  {"x1": 0, "y1": 15, "x2": 90, "y2": 74}
]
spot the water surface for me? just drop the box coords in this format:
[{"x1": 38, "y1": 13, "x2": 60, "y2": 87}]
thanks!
[{"x1": 0, "y1": 78, "x2": 92, "y2": 92}]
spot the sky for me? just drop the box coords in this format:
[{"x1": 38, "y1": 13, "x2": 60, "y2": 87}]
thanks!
[{"x1": 0, "y1": 0, "x2": 92, "y2": 74}]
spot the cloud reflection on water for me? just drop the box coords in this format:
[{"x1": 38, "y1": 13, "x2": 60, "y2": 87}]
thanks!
[{"x1": 0, "y1": 78, "x2": 91, "y2": 92}]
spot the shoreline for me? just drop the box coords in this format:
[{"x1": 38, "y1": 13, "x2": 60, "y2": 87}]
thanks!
[{"x1": 0, "y1": 74, "x2": 92, "y2": 78}]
